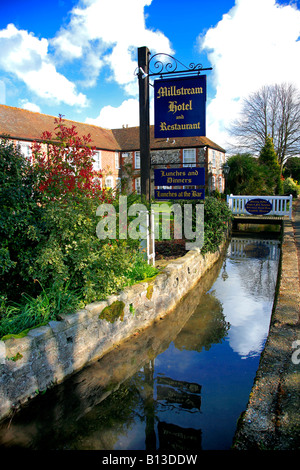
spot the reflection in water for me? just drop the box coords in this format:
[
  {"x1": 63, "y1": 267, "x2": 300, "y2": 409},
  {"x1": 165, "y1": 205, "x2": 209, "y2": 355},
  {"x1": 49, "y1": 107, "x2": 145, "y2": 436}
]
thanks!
[{"x1": 0, "y1": 238, "x2": 280, "y2": 450}]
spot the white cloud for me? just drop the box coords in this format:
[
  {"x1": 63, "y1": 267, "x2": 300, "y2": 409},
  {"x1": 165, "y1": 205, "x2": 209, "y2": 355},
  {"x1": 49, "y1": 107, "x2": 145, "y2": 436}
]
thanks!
[
  {"x1": 200, "y1": 0, "x2": 300, "y2": 150},
  {"x1": 20, "y1": 100, "x2": 41, "y2": 113},
  {"x1": 86, "y1": 93, "x2": 156, "y2": 129},
  {"x1": 86, "y1": 98, "x2": 140, "y2": 128},
  {"x1": 0, "y1": 80, "x2": 5, "y2": 104},
  {"x1": 0, "y1": 24, "x2": 88, "y2": 107},
  {"x1": 53, "y1": 0, "x2": 173, "y2": 91}
]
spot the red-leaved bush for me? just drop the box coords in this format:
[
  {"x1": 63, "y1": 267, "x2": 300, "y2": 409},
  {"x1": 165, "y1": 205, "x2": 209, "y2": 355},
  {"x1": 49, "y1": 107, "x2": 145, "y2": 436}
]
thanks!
[{"x1": 31, "y1": 116, "x2": 107, "y2": 201}]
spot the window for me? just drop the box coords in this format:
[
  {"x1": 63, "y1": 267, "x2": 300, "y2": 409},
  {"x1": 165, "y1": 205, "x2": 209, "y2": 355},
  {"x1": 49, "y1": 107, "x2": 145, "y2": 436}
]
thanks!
[
  {"x1": 135, "y1": 152, "x2": 140, "y2": 169},
  {"x1": 135, "y1": 177, "x2": 141, "y2": 194},
  {"x1": 93, "y1": 177, "x2": 102, "y2": 189},
  {"x1": 105, "y1": 176, "x2": 113, "y2": 188},
  {"x1": 211, "y1": 175, "x2": 216, "y2": 191},
  {"x1": 218, "y1": 176, "x2": 223, "y2": 192},
  {"x1": 116, "y1": 178, "x2": 121, "y2": 192},
  {"x1": 115, "y1": 152, "x2": 120, "y2": 169},
  {"x1": 93, "y1": 151, "x2": 101, "y2": 170},
  {"x1": 212, "y1": 150, "x2": 216, "y2": 168},
  {"x1": 18, "y1": 141, "x2": 32, "y2": 160},
  {"x1": 183, "y1": 148, "x2": 196, "y2": 167}
]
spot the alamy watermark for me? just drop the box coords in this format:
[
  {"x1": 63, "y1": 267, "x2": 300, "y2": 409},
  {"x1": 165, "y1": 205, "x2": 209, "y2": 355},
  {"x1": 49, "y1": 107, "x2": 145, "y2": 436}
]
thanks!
[
  {"x1": 95, "y1": 196, "x2": 204, "y2": 251},
  {"x1": 292, "y1": 340, "x2": 300, "y2": 365}
]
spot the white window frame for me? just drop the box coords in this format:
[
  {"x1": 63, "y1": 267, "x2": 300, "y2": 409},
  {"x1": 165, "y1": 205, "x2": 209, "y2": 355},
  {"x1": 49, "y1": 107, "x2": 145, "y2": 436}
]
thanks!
[
  {"x1": 115, "y1": 152, "x2": 120, "y2": 169},
  {"x1": 116, "y1": 177, "x2": 121, "y2": 192},
  {"x1": 105, "y1": 176, "x2": 113, "y2": 188},
  {"x1": 135, "y1": 177, "x2": 141, "y2": 194},
  {"x1": 183, "y1": 148, "x2": 196, "y2": 167},
  {"x1": 93, "y1": 151, "x2": 102, "y2": 171},
  {"x1": 135, "y1": 151, "x2": 140, "y2": 169},
  {"x1": 211, "y1": 175, "x2": 216, "y2": 191},
  {"x1": 218, "y1": 175, "x2": 223, "y2": 192},
  {"x1": 212, "y1": 150, "x2": 216, "y2": 168},
  {"x1": 18, "y1": 141, "x2": 32, "y2": 160}
]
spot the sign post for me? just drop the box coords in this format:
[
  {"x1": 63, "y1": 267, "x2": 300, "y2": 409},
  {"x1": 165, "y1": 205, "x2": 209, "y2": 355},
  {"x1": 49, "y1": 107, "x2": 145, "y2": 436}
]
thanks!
[{"x1": 138, "y1": 47, "x2": 151, "y2": 203}]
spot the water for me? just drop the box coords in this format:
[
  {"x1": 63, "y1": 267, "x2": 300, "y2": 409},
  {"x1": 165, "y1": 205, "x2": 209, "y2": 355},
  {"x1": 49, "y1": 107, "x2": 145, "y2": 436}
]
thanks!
[{"x1": 0, "y1": 237, "x2": 280, "y2": 451}]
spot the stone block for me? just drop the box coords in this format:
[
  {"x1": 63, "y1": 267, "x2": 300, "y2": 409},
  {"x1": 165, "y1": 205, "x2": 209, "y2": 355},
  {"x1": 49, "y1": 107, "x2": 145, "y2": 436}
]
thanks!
[
  {"x1": 27, "y1": 325, "x2": 53, "y2": 341},
  {"x1": 85, "y1": 301, "x2": 108, "y2": 315},
  {"x1": 0, "y1": 341, "x2": 6, "y2": 364}
]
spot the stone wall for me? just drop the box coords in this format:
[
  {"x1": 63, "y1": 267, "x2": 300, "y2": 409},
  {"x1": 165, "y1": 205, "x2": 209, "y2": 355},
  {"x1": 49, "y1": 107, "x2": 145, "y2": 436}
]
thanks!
[
  {"x1": 232, "y1": 217, "x2": 300, "y2": 450},
  {"x1": 0, "y1": 243, "x2": 226, "y2": 422}
]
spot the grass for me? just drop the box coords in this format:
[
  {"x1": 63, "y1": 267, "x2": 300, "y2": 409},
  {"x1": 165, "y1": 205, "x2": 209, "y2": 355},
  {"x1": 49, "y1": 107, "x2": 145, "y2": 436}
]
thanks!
[
  {"x1": 0, "y1": 281, "x2": 83, "y2": 339},
  {"x1": 0, "y1": 258, "x2": 159, "y2": 340}
]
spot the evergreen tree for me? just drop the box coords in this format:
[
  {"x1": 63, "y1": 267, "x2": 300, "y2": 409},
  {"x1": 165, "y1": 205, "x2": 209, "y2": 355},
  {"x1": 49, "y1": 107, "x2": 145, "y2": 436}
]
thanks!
[{"x1": 258, "y1": 136, "x2": 283, "y2": 194}]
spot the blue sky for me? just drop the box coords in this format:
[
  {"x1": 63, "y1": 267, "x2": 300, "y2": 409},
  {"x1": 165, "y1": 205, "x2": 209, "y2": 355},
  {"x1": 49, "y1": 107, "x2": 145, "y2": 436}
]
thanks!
[{"x1": 0, "y1": 0, "x2": 300, "y2": 150}]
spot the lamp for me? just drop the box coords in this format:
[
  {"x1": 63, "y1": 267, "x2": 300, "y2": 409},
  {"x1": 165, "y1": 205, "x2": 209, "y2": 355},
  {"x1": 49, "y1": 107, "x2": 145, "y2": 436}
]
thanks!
[
  {"x1": 223, "y1": 162, "x2": 230, "y2": 176},
  {"x1": 222, "y1": 161, "x2": 230, "y2": 194}
]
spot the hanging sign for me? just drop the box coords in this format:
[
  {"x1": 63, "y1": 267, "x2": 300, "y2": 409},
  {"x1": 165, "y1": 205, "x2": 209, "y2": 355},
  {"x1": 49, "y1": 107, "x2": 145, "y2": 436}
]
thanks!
[
  {"x1": 154, "y1": 167, "x2": 205, "y2": 187},
  {"x1": 154, "y1": 188, "x2": 204, "y2": 200},
  {"x1": 154, "y1": 75, "x2": 206, "y2": 138},
  {"x1": 245, "y1": 198, "x2": 273, "y2": 215}
]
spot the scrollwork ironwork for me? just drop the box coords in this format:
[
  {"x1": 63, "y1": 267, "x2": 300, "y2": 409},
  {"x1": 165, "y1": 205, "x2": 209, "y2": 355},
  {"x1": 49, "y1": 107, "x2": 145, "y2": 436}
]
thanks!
[{"x1": 148, "y1": 53, "x2": 211, "y2": 77}]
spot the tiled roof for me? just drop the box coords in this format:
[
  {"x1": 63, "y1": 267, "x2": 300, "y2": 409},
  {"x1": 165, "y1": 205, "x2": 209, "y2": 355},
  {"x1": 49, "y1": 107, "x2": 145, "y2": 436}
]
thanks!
[
  {"x1": 0, "y1": 105, "x2": 120, "y2": 151},
  {"x1": 0, "y1": 104, "x2": 225, "y2": 153},
  {"x1": 112, "y1": 126, "x2": 226, "y2": 153}
]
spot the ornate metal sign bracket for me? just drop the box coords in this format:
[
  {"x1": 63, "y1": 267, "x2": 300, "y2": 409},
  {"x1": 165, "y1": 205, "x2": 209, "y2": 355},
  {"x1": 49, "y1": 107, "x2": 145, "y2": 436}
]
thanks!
[{"x1": 148, "y1": 52, "x2": 212, "y2": 79}]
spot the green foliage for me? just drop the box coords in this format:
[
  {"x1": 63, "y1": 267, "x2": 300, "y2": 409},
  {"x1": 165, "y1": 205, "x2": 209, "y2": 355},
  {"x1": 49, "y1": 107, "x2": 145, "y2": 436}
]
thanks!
[
  {"x1": 0, "y1": 122, "x2": 231, "y2": 338},
  {"x1": 0, "y1": 125, "x2": 158, "y2": 338},
  {"x1": 202, "y1": 197, "x2": 232, "y2": 254},
  {"x1": 283, "y1": 157, "x2": 300, "y2": 182},
  {"x1": 258, "y1": 135, "x2": 282, "y2": 195},
  {"x1": 226, "y1": 153, "x2": 266, "y2": 195},
  {"x1": 283, "y1": 177, "x2": 300, "y2": 198},
  {"x1": 0, "y1": 281, "x2": 82, "y2": 339},
  {"x1": 0, "y1": 137, "x2": 44, "y2": 299},
  {"x1": 227, "y1": 150, "x2": 283, "y2": 195}
]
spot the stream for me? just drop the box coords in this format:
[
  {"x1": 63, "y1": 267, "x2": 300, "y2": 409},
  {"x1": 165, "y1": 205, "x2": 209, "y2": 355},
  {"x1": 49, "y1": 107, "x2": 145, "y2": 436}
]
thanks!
[{"x1": 0, "y1": 236, "x2": 281, "y2": 451}]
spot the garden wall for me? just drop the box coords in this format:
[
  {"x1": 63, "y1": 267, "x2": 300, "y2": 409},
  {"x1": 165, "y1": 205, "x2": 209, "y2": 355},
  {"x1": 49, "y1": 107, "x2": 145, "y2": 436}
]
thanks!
[{"x1": 0, "y1": 243, "x2": 226, "y2": 422}]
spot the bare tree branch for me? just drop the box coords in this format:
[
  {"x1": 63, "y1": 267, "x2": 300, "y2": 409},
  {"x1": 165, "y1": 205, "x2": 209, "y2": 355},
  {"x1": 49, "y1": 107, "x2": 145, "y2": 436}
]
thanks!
[{"x1": 229, "y1": 83, "x2": 300, "y2": 167}]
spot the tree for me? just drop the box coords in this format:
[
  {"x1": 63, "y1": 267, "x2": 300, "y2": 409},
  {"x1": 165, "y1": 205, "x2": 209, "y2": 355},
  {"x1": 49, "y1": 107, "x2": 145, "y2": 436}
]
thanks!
[
  {"x1": 258, "y1": 135, "x2": 282, "y2": 195},
  {"x1": 283, "y1": 156, "x2": 300, "y2": 182},
  {"x1": 31, "y1": 115, "x2": 104, "y2": 201},
  {"x1": 226, "y1": 153, "x2": 272, "y2": 195},
  {"x1": 230, "y1": 83, "x2": 300, "y2": 169}
]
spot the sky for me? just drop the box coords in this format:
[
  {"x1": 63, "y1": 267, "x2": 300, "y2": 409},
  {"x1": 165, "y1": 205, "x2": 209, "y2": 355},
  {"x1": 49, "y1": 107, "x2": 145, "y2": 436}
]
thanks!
[{"x1": 0, "y1": 0, "x2": 300, "y2": 151}]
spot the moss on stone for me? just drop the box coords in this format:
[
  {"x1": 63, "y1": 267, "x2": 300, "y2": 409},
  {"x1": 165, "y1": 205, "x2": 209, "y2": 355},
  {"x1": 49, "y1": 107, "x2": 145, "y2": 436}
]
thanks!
[
  {"x1": 146, "y1": 284, "x2": 154, "y2": 300},
  {"x1": 99, "y1": 301, "x2": 125, "y2": 323},
  {"x1": 1, "y1": 321, "x2": 49, "y2": 342},
  {"x1": 7, "y1": 352, "x2": 23, "y2": 362},
  {"x1": 1, "y1": 329, "x2": 31, "y2": 341}
]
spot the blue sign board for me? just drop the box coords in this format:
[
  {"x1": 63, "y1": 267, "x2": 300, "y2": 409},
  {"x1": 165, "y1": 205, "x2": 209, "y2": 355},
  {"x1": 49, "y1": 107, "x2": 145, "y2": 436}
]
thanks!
[
  {"x1": 154, "y1": 75, "x2": 206, "y2": 138},
  {"x1": 155, "y1": 188, "x2": 204, "y2": 200},
  {"x1": 245, "y1": 198, "x2": 273, "y2": 215},
  {"x1": 154, "y1": 167, "x2": 205, "y2": 187}
]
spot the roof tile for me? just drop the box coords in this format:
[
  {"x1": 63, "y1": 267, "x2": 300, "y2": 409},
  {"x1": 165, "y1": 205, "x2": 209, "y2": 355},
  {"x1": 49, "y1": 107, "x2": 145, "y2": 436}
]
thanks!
[{"x1": 0, "y1": 105, "x2": 225, "y2": 153}]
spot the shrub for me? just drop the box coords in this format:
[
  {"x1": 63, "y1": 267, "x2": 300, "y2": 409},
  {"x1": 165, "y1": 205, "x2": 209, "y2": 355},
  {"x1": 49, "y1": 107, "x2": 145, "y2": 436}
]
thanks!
[
  {"x1": 283, "y1": 177, "x2": 300, "y2": 198},
  {"x1": 202, "y1": 197, "x2": 232, "y2": 253},
  {"x1": 0, "y1": 137, "x2": 44, "y2": 300}
]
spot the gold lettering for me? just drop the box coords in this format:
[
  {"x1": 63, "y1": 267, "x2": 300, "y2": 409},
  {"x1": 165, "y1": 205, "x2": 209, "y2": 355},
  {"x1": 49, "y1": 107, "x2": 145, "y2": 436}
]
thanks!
[
  {"x1": 159, "y1": 122, "x2": 201, "y2": 131},
  {"x1": 168, "y1": 100, "x2": 193, "y2": 114},
  {"x1": 157, "y1": 86, "x2": 203, "y2": 99}
]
